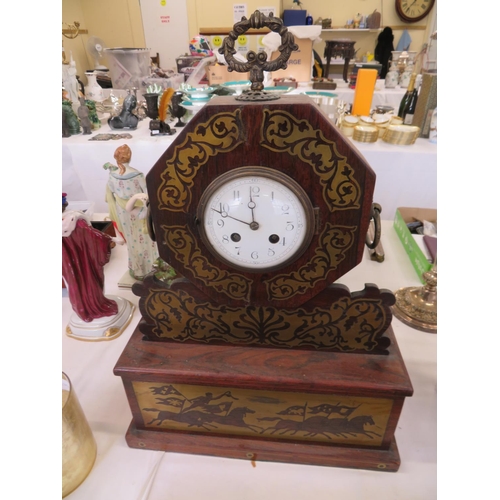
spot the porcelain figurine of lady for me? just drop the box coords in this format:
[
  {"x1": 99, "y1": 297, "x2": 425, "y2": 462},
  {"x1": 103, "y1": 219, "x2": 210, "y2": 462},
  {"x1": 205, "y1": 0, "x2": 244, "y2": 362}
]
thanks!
[
  {"x1": 103, "y1": 144, "x2": 159, "y2": 280},
  {"x1": 62, "y1": 210, "x2": 133, "y2": 340}
]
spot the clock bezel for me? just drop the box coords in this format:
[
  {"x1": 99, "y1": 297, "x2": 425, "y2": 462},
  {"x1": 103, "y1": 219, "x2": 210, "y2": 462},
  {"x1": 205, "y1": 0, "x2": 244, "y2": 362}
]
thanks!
[
  {"x1": 395, "y1": 0, "x2": 435, "y2": 23},
  {"x1": 197, "y1": 166, "x2": 316, "y2": 273}
]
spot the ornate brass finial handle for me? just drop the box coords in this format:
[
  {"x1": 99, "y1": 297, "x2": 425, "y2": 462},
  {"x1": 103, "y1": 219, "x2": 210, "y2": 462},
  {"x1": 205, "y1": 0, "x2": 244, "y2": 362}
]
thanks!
[
  {"x1": 220, "y1": 10, "x2": 298, "y2": 97},
  {"x1": 365, "y1": 203, "x2": 382, "y2": 250}
]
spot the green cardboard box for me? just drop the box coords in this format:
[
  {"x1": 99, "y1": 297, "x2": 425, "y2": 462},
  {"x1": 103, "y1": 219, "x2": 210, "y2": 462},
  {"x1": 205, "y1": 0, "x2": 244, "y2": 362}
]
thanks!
[{"x1": 393, "y1": 207, "x2": 437, "y2": 283}]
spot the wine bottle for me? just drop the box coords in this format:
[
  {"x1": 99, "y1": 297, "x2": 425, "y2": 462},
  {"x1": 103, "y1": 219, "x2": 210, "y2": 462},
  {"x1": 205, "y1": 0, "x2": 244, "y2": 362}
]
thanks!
[
  {"x1": 397, "y1": 73, "x2": 416, "y2": 119},
  {"x1": 403, "y1": 74, "x2": 419, "y2": 125}
]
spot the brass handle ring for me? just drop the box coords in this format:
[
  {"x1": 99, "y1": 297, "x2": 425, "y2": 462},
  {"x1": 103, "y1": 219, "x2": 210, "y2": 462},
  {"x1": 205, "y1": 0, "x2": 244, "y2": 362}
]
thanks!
[
  {"x1": 365, "y1": 203, "x2": 382, "y2": 249},
  {"x1": 147, "y1": 204, "x2": 156, "y2": 242},
  {"x1": 220, "y1": 10, "x2": 298, "y2": 92}
]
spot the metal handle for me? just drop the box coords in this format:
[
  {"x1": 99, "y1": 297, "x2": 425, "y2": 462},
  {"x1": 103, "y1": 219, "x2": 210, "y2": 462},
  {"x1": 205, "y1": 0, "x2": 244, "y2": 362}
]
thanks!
[
  {"x1": 147, "y1": 204, "x2": 156, "y2": 242},
  {"x1": 220, "y1": 10, "x2": 298, "y2": 93},
  {"x1": 365, "y1": 203, "x2": 382, "y2": 250}
]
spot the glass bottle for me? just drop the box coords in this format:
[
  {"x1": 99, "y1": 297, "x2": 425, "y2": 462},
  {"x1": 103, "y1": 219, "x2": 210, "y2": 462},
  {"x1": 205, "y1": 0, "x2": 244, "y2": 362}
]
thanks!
[
  {"x1": 403, "y1": 74, "x2": 419, "y2": 125},
  {"x1": 397, "y1": 73, "x2": 416, "y2": 119}
]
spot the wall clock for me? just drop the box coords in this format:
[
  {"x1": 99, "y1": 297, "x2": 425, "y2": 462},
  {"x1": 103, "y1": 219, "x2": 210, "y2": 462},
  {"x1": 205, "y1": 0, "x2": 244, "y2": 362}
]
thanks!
[
  {"x1": 395, "y1": 0, "x2": 435, "y2": 23},
  {"x1": 115, "y1": 10, "x2": 413, "y2": 473}
]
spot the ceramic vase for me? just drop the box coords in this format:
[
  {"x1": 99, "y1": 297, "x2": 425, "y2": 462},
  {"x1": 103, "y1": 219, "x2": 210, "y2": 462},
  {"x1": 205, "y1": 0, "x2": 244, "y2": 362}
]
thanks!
[
  {"x1": 385, "y1": 61, "x2": 399, "y2": 88},
  {"x1": 399, "y1": 63, "x2": 414, "y2": 88},
  {"x1": 84, "y1": 72, "x2": 104, "y2": 102}
]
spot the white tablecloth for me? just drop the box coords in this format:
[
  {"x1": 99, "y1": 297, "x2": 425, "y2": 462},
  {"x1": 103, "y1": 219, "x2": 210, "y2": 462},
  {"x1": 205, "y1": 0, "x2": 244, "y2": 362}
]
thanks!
[
  {"x1": 62, "y1": 220, "x2": 437, "y2": 500},
  {"x1": 62, "y1": 92, "x2": 436, "y2": 221},
  {"x1": 296, "y1": 78, "x2": 406, "y2": 111}
]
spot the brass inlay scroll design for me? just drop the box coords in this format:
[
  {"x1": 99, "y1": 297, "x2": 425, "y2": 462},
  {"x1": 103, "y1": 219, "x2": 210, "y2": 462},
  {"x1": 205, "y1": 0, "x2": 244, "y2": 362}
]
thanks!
[
  {"x1": 162, "y1": 225, "x2": 252, "y2": 301},
  {"x1": 140, "y1": 283, "x2": 389, "y2": 352},
  {"x1": 260, "y1": 109, "x2": 361, "y2": 211},
  {"x1": 133, "y1": 381, "x2": 392, "y2": 446},
  {"x1": 157, "y1": 110, "x2": 244, "y2": 212},
  {"x1": 266, "y1": 223, "x2": 356, "y2": 300}
]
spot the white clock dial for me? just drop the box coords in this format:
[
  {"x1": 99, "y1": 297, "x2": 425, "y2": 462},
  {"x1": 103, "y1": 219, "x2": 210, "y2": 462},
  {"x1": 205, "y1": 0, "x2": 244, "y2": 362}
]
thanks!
[{"x1": 199, "y1": 167, "x2": 314, "y2": 271}]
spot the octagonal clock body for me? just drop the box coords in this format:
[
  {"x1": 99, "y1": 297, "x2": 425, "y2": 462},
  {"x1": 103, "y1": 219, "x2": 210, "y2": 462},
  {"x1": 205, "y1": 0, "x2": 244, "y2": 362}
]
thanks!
[{"x1": 146, "y1": 95, "x2": 376, "y2": 308}]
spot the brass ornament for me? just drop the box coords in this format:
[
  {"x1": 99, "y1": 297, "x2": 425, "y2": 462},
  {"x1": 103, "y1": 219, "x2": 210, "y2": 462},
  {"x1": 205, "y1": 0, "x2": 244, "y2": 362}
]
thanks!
[
  {"x1": 392, "y1": 264, "x2": 437, "y2": 333},
  {"x1": 161, "y1": 225, "x2": 252, "y2": 301},
  {"x1": 266, "y1": 223, "x2": 356, "y2": 300},
  {"x1": 135, "y1": 277, "x2": 393, "y2": 353},
  {"x1": 220, "y1": 10, "x2": 298, "y2": 95},
  {"x1": 133, "y1": 381, "x2": 392, "y2": 446},
  {"x1": 260, "y1": 109, "x2": 361, "y2": 211},
  {"x1": 157, "y1": 110, "x2": 245, "y2": 212},
  {"x1": 365, "y1": 203, "x2": 383, "y2": 253}
]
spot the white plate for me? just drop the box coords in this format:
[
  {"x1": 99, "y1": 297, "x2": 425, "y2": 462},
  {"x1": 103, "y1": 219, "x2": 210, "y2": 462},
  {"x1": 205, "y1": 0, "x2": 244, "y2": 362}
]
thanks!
[
  {"x1": 179, "y1": 101, "x2": 205, "y2": 112},
  {"x1": 386, "y1": 125, "x2": 420, "y2": 133},
  {"x1": 220, "y1": 80, "x2": 251, "y2": 94},
  {"x1": 263, "y1": 86, "x2": 294, "y2": 95},
  {"x1": 182, "y1": 86, "x2": 216, "y2": 99},
  {"x1": 354, "y1": 125, "x2": 378, "y2": 133},
  {"x1": 181, "y1": 98, "x2": 211, "y2": 108}
]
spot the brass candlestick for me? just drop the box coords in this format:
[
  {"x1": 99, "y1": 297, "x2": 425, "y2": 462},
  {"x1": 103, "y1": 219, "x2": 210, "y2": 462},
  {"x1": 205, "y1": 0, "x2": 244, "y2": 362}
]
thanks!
[{"x1": 392, "y1": 263, "x2": 437, "y2": 333}]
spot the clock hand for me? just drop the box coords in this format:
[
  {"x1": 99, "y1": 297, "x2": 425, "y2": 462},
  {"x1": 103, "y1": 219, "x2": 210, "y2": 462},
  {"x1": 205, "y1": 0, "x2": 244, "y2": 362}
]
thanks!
[
  {"x1": 247, "y1": 187, "x2": 260, "y2": 230},
  {"x1": 407, "y1": 0, "x2": 417, "y2": 9},
  {"x1": 248, "y1": 187, "x2": 256, "y2": 223},
  {"x1": 211, "y1": 207, "x2": 259, "y2": 229}
]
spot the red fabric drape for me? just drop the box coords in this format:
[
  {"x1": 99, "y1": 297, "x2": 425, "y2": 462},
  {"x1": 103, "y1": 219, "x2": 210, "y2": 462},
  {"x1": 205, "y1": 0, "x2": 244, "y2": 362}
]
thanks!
[{"x1": 62, "y1": 220, "x2": 118, "y2": 322}]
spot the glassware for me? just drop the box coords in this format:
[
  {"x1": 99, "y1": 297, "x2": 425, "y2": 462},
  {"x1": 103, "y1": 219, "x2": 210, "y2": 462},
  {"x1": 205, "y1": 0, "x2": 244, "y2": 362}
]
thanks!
[
  {"x1": 62, "y1": 372, "x2": 97, "y2": 497},
  {"x1": 170, "y1": 91, "x2": 187, "y2": 127}
]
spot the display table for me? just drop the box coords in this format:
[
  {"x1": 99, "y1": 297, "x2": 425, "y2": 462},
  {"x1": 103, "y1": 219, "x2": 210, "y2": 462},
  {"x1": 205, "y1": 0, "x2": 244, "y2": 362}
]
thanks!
[
  {"x1": 62, "y1": 219, "x2": 436, "y2": 500},
  {"x1": 62, "y1": 92, "x2": 436, "y2": 221},
  {"x1": 305, "y1": 78, "x2": 406, "y2": 110},
  {"x1": 346, "y1": 136, "x2": 437, "y2": 219}
]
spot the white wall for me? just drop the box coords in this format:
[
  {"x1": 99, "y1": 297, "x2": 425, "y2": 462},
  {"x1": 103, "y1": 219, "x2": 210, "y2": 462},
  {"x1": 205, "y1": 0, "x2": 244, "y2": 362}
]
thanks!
[{"x1": 62, "y1": 0, "x2": 437, "y2": 83}]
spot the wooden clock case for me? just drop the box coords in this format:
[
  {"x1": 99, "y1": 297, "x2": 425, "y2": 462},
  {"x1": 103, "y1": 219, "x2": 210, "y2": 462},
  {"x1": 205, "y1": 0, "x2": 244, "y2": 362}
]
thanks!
[{"x1": 114, "y1": 39, "x2": 413, "y2": 472}]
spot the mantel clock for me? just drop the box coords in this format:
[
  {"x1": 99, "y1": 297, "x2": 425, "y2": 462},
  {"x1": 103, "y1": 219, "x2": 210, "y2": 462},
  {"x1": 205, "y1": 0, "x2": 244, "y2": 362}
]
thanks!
[{"x1": 115, "y1": 11, "x2": 413, "y2": 472}]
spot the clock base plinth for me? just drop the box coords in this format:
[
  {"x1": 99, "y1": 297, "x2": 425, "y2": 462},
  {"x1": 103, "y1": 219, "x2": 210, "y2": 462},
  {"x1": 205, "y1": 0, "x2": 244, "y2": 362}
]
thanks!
[
  {"x1": 124, "y1": 419, "x2": 401, "y2": 472},
  {"x1": 114, "y1": 324, "x2": 413, "y2": 472}
]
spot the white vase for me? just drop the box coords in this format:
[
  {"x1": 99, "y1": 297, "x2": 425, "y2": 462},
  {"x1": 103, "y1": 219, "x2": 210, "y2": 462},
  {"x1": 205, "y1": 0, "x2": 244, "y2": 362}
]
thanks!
[
  {"x1": 385, "y1": 61, "x2": 399, "y2": 88},
  {"x1": 399, "y1": 70, "x2": 412, "y2": 88},
  {"x1": 85, "y1": 72, "x2": 104, "y2": 102}
]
